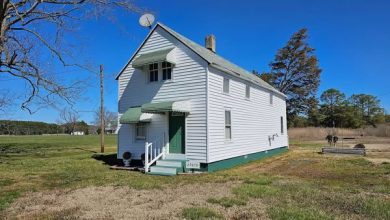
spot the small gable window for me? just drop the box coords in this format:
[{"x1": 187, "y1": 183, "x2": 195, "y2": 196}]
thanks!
[
  {"x1": 162, "y1": 61, "x2": 172, "y2": 80},
  {"x1": 223, "y1": 78, "x2": 229, "y2": 94},
  {"x1": 149, "y1": 63, "x2": 158, "y2": 82},
  {"x1": 245, "y1": 85, "x2": 250, "y2": 99},
  {"x1": 270, "y1": 93, "x2": 273, "y2": 105}
]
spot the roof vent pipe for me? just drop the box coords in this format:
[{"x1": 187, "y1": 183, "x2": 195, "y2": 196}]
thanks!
[{"x1": 205, "y1": 35, "x2": 216, "y2": 53}]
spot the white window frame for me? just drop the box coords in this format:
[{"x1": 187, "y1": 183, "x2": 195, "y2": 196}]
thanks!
[
  {"x1": 161, "y1": 61, "x2": 173, "y2": 81},
  {"x1": 225, "y1": 110, "x2": 232, "y2": 140},
  {"x1": 223, "y1": 77, "x2": 229, "y2": 94},
  {"x1": 148, "y1": 62, "x2": 159, "y2": 83},
  {"x1": 135, "y1": 123, "x2": 146, "y2": 140},
  {"x1": 245, "y1": 84, "x2": 250, "y2": 99}
]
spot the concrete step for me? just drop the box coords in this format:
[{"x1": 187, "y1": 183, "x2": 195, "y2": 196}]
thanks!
[
  {"x1": 165, "y1": 153, "x2": 186, "y2": 161},
  {"x1": 148, "y1": 171, "x2": 176, "y2": 176},
  {"x1": 150, "y1": 165, "x2": 177, "y2": 175},
  {"x1": 156, "y1": 160, "x2": 182, "y2": 167}
]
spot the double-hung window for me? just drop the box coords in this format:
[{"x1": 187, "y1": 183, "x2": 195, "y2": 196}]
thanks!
[
  {"x1": 225, "y1": 110, "x2": 232, "y2": 139},
  {"x1": 281, "y1": 116, "x2": 284, "y2": 134},
  {"x1": 149, "y1": 63, "x2": 158, "y2": 82},
  {"x1": 135, "y1": 123, "x2": 146, "y2": 140},
  {"x1": 223, "y1": 78, "x2": 229, "y2": 93},
  {"x1": 162, "y1": 61, "x2": 172, "y2": 80},
  {"x1": 245, "y1": 85, "x2": 250, "y2": 99}
]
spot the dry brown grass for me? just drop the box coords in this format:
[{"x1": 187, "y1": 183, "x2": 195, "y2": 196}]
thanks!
[
  {"x1": 3, "y1": 182, "x2": 270, "y2": 220},
  {"x1": 289, "y1": 124, "x2": 390, "y2": 140}
]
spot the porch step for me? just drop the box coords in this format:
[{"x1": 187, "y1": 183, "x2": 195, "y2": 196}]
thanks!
[
  {"x1": 147, "y1": 171, "x2": 176, "y2": 176},
  {"x1": 150, "y1": 165, "x2": 178, "y2": 175},
  {"x1": 156, "y1": 160, "x2": 182, "y2": 167},
  {"x1": 164, "y1": 153, "x2": 186, "y2": 161}
]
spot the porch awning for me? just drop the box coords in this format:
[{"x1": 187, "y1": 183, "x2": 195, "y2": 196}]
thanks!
[
  {"x1": 132, "y1": 47, "x2": 175, "y2": 69},
  {"x1": 141, "y1": 100, "x2": 191, "y2": 113},
  {"x1": 119, "y1": 107, "x2": 152, "y2": 124}
]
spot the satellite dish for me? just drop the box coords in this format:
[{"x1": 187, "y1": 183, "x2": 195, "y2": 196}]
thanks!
[{"x1": 139, "y1": 13, "x2": 155, "y2": 29}]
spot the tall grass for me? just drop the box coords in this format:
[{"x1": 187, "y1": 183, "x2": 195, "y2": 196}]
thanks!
[{"x1": 289, "y1": 123, "x2": 390, "y2": 140}]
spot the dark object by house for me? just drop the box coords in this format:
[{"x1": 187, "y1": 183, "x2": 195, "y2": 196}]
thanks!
[
  {"x1": 343, "y1": 137, "x2": 356, "y2": 140},
  {"x1": 123, "y1": 151, "x2": 132, "y2": 160},
  {"x1": 354, "y1": 143, "x2": 366, "y2": 149},
  {"x1": 321, "y1": 147, "x2": 366, "y2": 156},
  {"x1": 326, "y1": 135, "x2": 339, "y2": 146}
]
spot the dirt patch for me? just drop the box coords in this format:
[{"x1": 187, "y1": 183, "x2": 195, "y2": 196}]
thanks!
[
  {"x1": 365, "y1": 157, "x2": 390, "y2": 165},
  {"x1": 3, "y1": 182, "x2": 268, "y2": 220}
]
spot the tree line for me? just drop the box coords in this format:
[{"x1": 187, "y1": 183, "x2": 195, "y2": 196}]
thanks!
[
  {"x1": 0, "y1": 120, "x2": 90, "y2": 135},
  {"x1": 291, "y1": 89, "x2": 387, "y2": 128},
  {"x1": 257, "y1": 28, "x2": 388, "y2": 128},
  {"x1": 0, "y1": 106, "x2": 118, "y2": 135}
]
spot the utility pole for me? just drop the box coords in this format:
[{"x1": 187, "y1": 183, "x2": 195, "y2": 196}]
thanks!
[{"x1": 100, "y1": 64, "x2": 105, "y2": 153}]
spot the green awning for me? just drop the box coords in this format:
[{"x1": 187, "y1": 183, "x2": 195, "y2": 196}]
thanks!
[
  {"x1": 132, "y1": 47, "x2": 175, "y2": 68},
  {"x1": 120, "y1": 107, "x2": 152, "y2": 124},
  {"x1": 141, "y1": 100, "x2": 191, "y2": 113}
]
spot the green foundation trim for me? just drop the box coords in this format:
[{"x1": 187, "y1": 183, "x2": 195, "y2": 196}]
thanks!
[{"x1": 205, "y1": 146, "x2": 288, "y2": 172}]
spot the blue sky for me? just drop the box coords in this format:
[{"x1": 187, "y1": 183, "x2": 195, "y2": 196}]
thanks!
[{"x1": 3, "y1": 0, "x2": 390, "y2": 124}]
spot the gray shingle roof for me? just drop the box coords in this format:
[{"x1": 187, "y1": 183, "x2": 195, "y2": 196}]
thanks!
[{"x1": 157, "y1": 23, "x2": 284, "y2": 97}]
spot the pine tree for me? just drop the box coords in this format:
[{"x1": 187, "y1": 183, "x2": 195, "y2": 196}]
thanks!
[{"x1": 260, "y1": 29, "x2": 321, "y2": 125}]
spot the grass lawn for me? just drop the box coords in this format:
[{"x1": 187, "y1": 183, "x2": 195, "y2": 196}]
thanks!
[{"x1": 0, "y1": 135, "x2": 389, "y2": 219}]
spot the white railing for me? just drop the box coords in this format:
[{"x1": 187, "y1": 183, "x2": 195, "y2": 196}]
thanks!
[{"x1": 144, "y1": 133, "x2": 167, "y2": 173}]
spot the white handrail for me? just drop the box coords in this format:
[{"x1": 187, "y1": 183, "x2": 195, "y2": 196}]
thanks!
[{"x1": 144, "y1": 133, "x2": 166, "y2": 173}]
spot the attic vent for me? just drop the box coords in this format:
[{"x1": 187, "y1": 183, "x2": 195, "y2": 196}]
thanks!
[{"x1": 205, "y1": 35, "x2": 216, "y2": 53}]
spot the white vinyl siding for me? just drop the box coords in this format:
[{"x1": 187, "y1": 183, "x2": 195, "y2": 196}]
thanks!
[
  {"x1": 118, "y1": 27, "x2": 208, "y2": 161},
  {"x1": 117, "y1": 113, "x2": 168, "y2": 159},
  {"x1": 207, "y1": 66, "x2": 288, "y2": 163}
]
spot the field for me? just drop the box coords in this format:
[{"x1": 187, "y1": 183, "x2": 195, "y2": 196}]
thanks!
[{"x1": 0, "y1": 135, "x2": 389, "y2": 219}]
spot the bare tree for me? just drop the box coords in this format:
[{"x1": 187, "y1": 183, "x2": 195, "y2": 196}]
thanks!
[
  {"x1": 59, "y1": 108, "x2": 79, "y2": 134},
  {"x1": 0, "y1": 0, "x2": 143, "y2": 113},
  {"x1": 93, "y1": 107, "x2": 117, "y2": 132},
  {"x1": 0, "y1": 90, "x2": 12, "y2": 114}
]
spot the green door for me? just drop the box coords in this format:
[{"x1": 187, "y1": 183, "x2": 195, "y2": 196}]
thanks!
[{"x1": 169, "y1": 112, "x2": 185, "y2": 154}]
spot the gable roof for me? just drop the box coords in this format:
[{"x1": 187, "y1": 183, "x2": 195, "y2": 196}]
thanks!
[{"x1": 116, "y1": 23, "x2": 285, "y2": 97}]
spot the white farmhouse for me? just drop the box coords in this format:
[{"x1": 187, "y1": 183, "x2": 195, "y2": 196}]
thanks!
[{"x1": 116, "y1": 23, "x2": 288, "y2": 175}]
